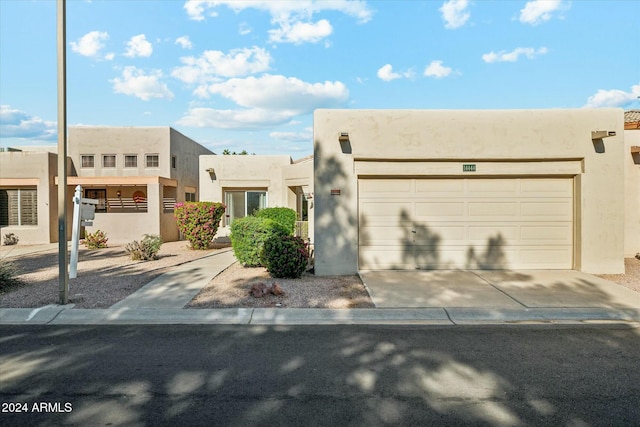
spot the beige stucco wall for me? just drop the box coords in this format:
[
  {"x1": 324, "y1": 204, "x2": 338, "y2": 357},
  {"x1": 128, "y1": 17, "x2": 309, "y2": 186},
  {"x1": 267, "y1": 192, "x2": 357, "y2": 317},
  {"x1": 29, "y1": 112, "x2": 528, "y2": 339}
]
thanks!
[
  {"x1": 0, "y1": 151, "x2": 59, "y2": 245},
  {"x1": 624, "y1": 129, "x2": 640, "y2": 256},
  {"x1": 314, "y1": 108, "x2": 625, "y2": 275},
  {"x1": 200, "y1": 155, "x2": 293, "y2": 235}
]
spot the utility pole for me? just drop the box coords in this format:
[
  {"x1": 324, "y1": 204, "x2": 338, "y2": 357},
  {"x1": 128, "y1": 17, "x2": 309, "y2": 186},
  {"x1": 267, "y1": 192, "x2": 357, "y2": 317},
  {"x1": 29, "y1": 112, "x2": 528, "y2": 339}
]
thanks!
[{"x1": 57, "y1": 0, "x2": 68, "y2": 304}]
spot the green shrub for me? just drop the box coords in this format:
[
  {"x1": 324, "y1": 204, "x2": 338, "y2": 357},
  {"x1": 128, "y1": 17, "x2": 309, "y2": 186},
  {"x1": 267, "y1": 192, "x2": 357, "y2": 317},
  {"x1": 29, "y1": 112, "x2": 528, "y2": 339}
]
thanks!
[
  {"x1": 263, "y1": 235, "x2": 309, "y2": 278},
  {"x1": 84, "y1": 229, "x2": 108, "y2": 249},
  {"x1": 0, "y1": 258, "x2": 23, "y2": 292},
  {"x1": 255, "y1": 207, "x2": 297, "y2": 235},
  {"x1": 125, "y1": 234, "x2": 163, "y2": 261},
  {"x1": 174, "y1": 202, "x2": 226, "y2": 250},
  {"x1": 230, "y1": 216, "x2": 289, "y2": 267}
]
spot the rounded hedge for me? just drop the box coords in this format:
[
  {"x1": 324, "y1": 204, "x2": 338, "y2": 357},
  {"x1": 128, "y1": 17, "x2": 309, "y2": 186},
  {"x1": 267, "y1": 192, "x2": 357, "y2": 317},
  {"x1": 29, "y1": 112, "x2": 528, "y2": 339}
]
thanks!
[
  {"x1": 230, "y1": 216, "x2": 289, "y2": 267},
  {"x1": 263, "y1": 235, "x2": 309, "y2": 278},
  {"x1": 255, "y1": 207, "x2": 297, "y2": 235}
]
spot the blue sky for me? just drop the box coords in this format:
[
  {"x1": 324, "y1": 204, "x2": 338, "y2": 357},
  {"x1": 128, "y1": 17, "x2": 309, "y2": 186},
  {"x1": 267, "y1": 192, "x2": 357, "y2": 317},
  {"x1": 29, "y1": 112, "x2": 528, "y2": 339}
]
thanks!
[{"x1": 1, "y1": 0, "x2": 639, "y2": 156}]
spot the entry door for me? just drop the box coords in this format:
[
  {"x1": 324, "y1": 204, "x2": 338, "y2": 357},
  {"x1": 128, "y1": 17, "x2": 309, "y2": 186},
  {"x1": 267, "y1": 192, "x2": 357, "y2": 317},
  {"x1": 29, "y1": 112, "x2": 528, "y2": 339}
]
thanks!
[{"x1": 358, "y1": 178, "x2": 573, "y2": 270}]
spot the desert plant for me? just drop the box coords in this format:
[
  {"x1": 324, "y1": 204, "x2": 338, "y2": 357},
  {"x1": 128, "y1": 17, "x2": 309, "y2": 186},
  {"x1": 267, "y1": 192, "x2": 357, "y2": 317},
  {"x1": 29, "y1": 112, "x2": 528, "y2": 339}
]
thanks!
[
  {"x1": 255, "y1": 207, "x2": 297, "y2": 235},
  {"x1": 125, "y1": 234, "x2": 163, "y2": 261},
  {"x1": 263, "y1": 235, "x2": 309, "y2": 278},
  {"x1": 3, "y1": 233, "x2": 19, "y2": 246},
  {"x1": 230, "y1": 216, "x2": 289, "y2": 267},
  {"x1": 84, "y1": 229, "x2": 108, "y2": 249},
  {"x1": 174, "y1": 202, "x2": 226, "y2": 250},
  {"x1": 0, "y1": 258, "x2": 23, "y2": 291}
]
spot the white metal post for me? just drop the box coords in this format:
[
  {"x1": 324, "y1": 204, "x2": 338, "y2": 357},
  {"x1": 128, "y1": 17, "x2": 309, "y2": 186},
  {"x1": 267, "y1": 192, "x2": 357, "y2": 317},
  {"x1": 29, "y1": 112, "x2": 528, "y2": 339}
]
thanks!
[{"x1": 70, "y1": 185, "x2": 82, "y2": 279}]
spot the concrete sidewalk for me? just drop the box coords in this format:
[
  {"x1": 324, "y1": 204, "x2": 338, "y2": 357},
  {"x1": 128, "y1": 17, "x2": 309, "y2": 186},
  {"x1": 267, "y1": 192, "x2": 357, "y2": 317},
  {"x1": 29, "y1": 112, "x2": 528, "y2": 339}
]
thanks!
[{"x1": 1, "y1": 246, "x2": 639, "y2": 325}]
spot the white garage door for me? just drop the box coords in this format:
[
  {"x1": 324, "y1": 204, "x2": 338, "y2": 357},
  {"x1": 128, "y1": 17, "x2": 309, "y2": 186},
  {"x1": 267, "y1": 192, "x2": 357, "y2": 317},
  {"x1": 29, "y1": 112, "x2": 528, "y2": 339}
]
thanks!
[{"x1": 358, "y1": 178, "x2": 573, "y2": 270}]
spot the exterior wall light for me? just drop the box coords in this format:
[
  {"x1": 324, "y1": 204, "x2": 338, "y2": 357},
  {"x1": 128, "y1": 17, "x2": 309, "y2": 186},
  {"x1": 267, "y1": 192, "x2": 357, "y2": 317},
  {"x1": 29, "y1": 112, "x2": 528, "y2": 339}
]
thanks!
[
  {"x1": 338, "y1": 132, "x2": 349, "y2": 142},
  {"x1": 116, "y1": 190, "x2": 121, "y2": 198},
  {"x1": 205, "y1": 167, "x2": 215, "y2": 174},
  {"x1": 591, "y1": 130, "x2": 616, "y2": 140}
]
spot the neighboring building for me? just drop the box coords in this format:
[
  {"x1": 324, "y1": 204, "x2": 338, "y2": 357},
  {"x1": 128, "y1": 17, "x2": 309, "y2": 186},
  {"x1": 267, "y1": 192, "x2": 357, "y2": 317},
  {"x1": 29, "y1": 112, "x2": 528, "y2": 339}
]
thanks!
[
  {"x1": 313, "y1": 108, "x2": 626, "y2": 276},
  {"x1": 0, "y1": 126, "x2": 213, "y2": 245},
  {"x1": 199, "y1": 154, "x2": 313, "y2": 241},
  {"x1": 624, "y1": 110, "x2": 640, "y2": 257}
]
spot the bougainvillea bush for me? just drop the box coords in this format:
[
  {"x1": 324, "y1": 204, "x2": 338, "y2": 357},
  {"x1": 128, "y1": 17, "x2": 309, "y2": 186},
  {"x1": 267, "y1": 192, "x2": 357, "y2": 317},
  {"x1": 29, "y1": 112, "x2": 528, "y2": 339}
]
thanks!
[
  {"x1": 174, "y1": 202, "x2": 226, "y2": 250},
  {"x1": 263, "y1": 235, "x2": 309, "y2": 278}
]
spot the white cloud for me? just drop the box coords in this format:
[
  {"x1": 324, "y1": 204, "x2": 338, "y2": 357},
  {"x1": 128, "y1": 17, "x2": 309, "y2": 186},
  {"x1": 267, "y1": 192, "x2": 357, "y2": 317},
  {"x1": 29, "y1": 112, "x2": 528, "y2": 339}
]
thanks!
[
  {"x1": 376, "y1": 64, "x2": 414, "y2": 82},
  {"x1": 377, "y1": 64, "x2": 401, "y2": 82},
  {"x1": 519, "y1": 0, "x2": 565, "y2": 25},
  {"x1": 584, "y1": 84, "x2": 640, "y2": 108},
  {"x1": 178, "y1": 74, "x2": 348, "y2": 129},
  {"x1": 70, "y1": 31, "x2": 111, "y2": 59},
  {"x1": 482, "y1": 47, "x2": 548, "y2": 63},
  {"x1": 440, "y1": 0, "x2": 470, "y2": 29},
  {"x1": 124, "y1": 34, "x2": 153, "y2": 58},
  {"x1": 0, "y1": 105, "x2": 57, "y2": 141},
  {"x1": 269, "y1": 19, "x2": 333, "y2": 44},
  {"x1": 172, "y1": 47, "x2": 272, "y2": 95},
  {"x1": 424, "y1": 60, "x2": 453, "y2": 78},
  {"x1": 183, "y1": 0, "x2": 373, "y2": 44},
  {"x1": 111, "y1": 67, "x2": 174, "y2": 101},
  {"x1": 239, "y1": 22, "x2": 252, "y2": 35},
  {"x1": 269, "y1": 129, "x2": 313, "y2": 143},
  {"x1": 205, "y1": 74, "x2": 348, "y2": 110},
  {"x1": 177, "y1": 107, "x2": 296, "y2": 130},
  {"x1": 175, "y1": 36, "x2": 193, "y2": 49}
]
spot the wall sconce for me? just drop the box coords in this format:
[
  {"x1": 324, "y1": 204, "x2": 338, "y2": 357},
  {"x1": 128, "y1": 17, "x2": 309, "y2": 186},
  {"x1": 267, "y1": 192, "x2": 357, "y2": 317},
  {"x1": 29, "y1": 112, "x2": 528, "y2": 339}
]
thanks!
[
  {"x1": 591, "y1": 130, "x2": 616, "y2": 140},
  {"x1": 338, "y1": 132, "x2": 352, "y2": 154},
  {"x1": 116, "y1": 190, "x2": 121, "y2": 198},
  {"x1": 205, "y1": 167, "x2": 215, "y2": 174}
]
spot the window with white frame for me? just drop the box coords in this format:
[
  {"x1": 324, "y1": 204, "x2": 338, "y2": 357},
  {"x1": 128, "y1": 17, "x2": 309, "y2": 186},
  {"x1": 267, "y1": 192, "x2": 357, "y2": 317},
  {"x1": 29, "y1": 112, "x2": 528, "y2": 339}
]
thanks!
[
  {"x1": 146, "y1": 154, "x2": 159, "y2": 168},
  {"x1": 124, "y1": 154, "x2": 137, "y2": 168},
  {"x1": 224, "y1": 190, "x2": 267, "y2": 225},
  {"x1": 102, "y1": 155, "x2": 116, "y2": 168},
  {"x1": 81, "y1": 155, "x2": 95, "y2": 168},
  {"x1": 0, "y1": 189, "x2": 37, "y2": 226}
]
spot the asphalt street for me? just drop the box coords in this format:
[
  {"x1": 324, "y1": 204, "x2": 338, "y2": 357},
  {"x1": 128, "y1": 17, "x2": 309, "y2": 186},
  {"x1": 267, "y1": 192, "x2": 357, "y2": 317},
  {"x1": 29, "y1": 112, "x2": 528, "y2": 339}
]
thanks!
[{"x1": 1, "y1": 324, "x2": 639, "y2": 427}]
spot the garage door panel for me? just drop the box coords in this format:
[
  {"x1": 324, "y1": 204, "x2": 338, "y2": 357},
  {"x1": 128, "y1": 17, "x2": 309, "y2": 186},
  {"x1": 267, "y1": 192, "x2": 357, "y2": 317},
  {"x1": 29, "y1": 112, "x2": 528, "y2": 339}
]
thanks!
[
  {"x1": 520, "y1": 178, "x2": 573, "y2": 197},
  {"x1": 359, "y1": 177, "x2": 573, "y2": 270},
  {"x1": 520, "y1": 225, "x2": 572, "y2": 243},
  {"x1": 468, "y1": 201, "x2": 518, "y2": 217},
  {"x1": 415, "y1": 202, "x2": 465, "y2": 217},
  {"x1": 416, "y1": 179, "x2": 464, "y2": 195}
]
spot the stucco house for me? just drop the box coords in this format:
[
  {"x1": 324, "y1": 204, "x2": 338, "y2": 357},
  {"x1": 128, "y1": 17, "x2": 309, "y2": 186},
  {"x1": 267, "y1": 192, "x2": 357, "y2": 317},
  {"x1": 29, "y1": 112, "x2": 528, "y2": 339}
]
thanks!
[
  {"x1": 0, "y1": 126, "x2": 212, "y2": 245},
  {"x1": 624, "y1": 110, "x2": 640, "y2": 257},
  {"x1": 313, "y1": 108, "x2": 628, "y2": 276},
  {"x1": 200, "y1": 154, "x2": 313, "y2": 242}
]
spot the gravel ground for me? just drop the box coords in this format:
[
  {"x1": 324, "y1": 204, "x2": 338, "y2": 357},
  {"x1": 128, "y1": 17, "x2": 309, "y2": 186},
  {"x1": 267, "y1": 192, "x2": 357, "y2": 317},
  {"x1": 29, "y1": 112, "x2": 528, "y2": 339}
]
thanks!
[
  {"x1": 0, "y1": 241, "x2": 225, "y2": 309},
  {"x1": 2, "y1": 242, "x2": 638, "y2": 309},
  {"x1": 186, "y1": 261, "x2": 374, "y2": 309},
  {"x1": 596, "y1": 257, "x2": 640, "y2": 293}
]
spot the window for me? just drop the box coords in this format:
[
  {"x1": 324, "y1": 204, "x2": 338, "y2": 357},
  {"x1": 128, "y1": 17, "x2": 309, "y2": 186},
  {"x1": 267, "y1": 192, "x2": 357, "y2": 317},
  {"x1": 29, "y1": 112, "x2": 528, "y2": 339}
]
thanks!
[
  {"x1": 124, "y1": 155, "x2": 137, "y2": 168},
  {"x1": 224, "y1": 190, "x2": 267, "y2": 225},
  {"x1": 146, "y1": 154, "x2": 159, "y2": 168},
  {"x1": 185, "y1": 192, "x2": 196, "y2": 202},
  {"x1": 172, "y1": 155, "x2": 177, "y2": 169},
  {"x1": 81, "y1": 155, "x2": 95, "y2": 168},
  {"x1": 0, "y1": 189, "x2": 37, "y2": 226},
  {"x1": 102, "y1": 155, "x2": 116, "y2": 168}
]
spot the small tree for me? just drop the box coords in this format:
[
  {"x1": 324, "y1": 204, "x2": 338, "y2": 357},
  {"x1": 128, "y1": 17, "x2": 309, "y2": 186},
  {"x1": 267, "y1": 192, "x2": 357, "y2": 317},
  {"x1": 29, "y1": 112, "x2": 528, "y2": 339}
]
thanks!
[{"x1": 174, "y1": 202, "x2": 226, "y2": 250}]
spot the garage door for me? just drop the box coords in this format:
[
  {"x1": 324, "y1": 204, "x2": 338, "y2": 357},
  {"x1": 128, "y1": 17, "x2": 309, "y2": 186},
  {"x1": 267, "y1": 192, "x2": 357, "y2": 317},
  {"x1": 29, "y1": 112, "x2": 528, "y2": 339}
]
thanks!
[{"x1": 358, "y1": 178, "x2": 573, "y2": 270}]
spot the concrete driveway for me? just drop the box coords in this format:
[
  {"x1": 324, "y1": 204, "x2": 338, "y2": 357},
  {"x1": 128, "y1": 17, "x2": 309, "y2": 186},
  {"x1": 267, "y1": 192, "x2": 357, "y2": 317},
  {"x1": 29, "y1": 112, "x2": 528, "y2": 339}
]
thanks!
[{"x1": 359, "y1": 269, "x2": 640, "y2": 310}]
